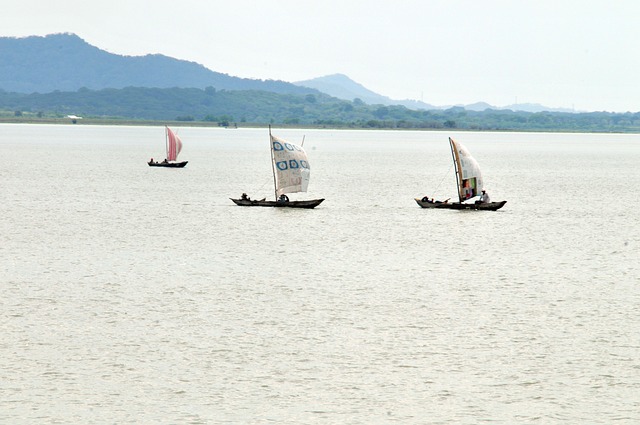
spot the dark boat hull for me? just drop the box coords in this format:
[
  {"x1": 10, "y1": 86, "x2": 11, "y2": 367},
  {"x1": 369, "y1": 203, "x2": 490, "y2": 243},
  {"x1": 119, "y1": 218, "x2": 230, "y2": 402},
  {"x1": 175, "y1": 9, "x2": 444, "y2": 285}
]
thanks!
[
  {"x1": 148, "y1": 161, "x2": 188, "y2": 168},
  {"x1": 415, "y1": 198, "x2": 506, "y2": 211},
  {"x1": 231, "y1": 198, "x2": 324, "y2": 209}
]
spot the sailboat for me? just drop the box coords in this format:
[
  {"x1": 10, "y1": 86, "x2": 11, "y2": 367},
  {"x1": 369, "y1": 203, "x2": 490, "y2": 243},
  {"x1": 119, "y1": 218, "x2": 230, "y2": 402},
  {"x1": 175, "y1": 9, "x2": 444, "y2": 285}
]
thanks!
[
  {"x1": 148, "y1": 126, "x2": 188, "y2": 168},
  {"x1": 415, "y1": 137, "x2": 506, "y2": 211},
  {"x1": 230, "y1": 127, "x2": 324, "y2": 209}
]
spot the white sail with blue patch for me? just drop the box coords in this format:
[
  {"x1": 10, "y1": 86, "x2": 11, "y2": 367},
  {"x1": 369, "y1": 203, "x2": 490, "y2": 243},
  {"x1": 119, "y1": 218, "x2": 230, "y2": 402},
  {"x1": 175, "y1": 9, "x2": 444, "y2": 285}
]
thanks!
[
  {"x1": 271, "y1": 134, "x2": 311, "y2": 196},
  {"x1": 230, "y1": 127, "x2": 323, "y2": 208}
]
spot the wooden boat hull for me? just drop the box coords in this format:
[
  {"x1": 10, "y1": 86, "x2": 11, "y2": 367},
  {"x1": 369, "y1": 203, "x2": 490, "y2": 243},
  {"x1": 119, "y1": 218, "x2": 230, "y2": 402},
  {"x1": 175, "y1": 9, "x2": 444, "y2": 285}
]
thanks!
[
  {"x1": 230, "y1": 198, "x2": 324, "y2": 209},
  {"x1": 148, "y1": 161, "x2": 188, "y2": 168},
  {"x1": 415, "y1": 198, "x2": 506, "y2": 211}
]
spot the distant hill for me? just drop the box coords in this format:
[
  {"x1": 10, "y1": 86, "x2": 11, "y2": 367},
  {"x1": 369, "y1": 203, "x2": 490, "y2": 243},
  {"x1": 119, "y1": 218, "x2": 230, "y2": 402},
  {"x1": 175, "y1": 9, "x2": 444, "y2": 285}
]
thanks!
[
  {"x1": 0, "y1": 33, "x2": 317, "y2": 95},
  {"x1": 462, "y1": 101, "x2": 576, "y2": 113},
  {"x1": 296, "y1": 74, "x2": 575, "y2": 113},
  {"x1": 0, "y1": 33, "x2": 580, "y2": 115},
  {"x1": 295, "y1": 74, "x2": 438, "y2": 110}
]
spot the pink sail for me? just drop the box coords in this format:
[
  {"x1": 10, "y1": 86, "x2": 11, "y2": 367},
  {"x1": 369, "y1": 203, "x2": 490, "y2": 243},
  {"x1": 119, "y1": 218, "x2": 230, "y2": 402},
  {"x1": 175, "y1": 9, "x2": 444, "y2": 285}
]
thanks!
[{"x1": 166, "y1": 127, "x2": 182, "y2": 161}]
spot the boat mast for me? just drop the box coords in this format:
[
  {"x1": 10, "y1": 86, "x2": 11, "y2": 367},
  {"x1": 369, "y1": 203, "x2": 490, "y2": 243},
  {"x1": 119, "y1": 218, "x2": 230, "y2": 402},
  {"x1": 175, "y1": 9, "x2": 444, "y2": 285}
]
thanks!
[
  {"x1": 269, "y1": 125, "x2": 278, "y2": 201},
  {"x1": 449, "y1": 137, "x2": 463, "y2": 203}
]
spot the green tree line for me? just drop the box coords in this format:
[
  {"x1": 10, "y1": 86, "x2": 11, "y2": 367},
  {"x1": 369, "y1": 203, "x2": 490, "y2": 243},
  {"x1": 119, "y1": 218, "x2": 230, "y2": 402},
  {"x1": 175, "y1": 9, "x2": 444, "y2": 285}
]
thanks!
[{"x1": 2, "y1": 86, "x2": 640, "y2": 132}]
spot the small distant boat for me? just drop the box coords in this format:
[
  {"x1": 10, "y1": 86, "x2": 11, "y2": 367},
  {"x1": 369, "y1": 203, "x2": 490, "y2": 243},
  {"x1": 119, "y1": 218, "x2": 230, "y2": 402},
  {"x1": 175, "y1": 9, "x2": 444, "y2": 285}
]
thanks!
[
  {"x1": 148, "y1": 126, "x2": 188, "y2": 168},
  {"x1": 416, "y1": 137, "x2": 506, "y2": 211},
  {"x1": 231, "y1": 127, "x2": 324, "y2": 209},
  {"x1": 66, "y1": 114, "x2": 82, "y2": 124}
]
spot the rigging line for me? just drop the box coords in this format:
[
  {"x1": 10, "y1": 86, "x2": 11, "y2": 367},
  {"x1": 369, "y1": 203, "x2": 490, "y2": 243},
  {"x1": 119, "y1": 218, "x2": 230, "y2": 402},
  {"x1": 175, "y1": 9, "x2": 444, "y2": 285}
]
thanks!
[
  {"x1": 432, "y1": 162, "x2": 454, "y2": 195},
  {"x1": 252, "y1": 179, "x2": 271, "y2": 195}
]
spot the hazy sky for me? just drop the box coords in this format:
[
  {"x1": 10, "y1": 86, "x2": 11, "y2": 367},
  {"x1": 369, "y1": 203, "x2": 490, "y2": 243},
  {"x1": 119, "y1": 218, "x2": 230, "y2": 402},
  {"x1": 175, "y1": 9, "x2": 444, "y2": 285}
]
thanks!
[{"x1": 3, "y1": 0, "x2": 640, "y2": 112}]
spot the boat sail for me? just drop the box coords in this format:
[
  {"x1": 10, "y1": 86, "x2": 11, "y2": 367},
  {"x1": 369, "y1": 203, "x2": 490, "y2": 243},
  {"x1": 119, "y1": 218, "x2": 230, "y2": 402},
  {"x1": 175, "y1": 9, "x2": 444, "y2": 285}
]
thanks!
[
  {"x1": 415, "y1": 137, "x2": 506, "y2": 211},
  {"x1": 452, "y1": 137, "x2": 484, "y2": 201},
  {"x1": 148, "y1": 126, "x2": 188, "y2": 168},
  {"x1": 231, "y1": 127, "x2": 324, "y2": 208}
]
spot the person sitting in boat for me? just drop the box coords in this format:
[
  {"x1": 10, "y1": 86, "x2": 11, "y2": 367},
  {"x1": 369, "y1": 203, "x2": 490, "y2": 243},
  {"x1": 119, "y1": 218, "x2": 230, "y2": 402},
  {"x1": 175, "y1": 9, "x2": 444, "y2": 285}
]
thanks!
[
  {"x1": 478, "y1": 190, "x2": 491, "y2": 204},
  {"x1": 421, "y1": 196, "x2": 433, "y2": 203},
  {"x1": 278, "y1": 194, "x2": 289, "y2": 203},
  {"x1": 241, "y1": 193, "x2": 250, "y2": 201},
  {"x1": 162, "y1": 158, "x2": 168, "y2": 163},
  {"x1": 150, "y1": 158, "x2": 154, "y2": 164}
]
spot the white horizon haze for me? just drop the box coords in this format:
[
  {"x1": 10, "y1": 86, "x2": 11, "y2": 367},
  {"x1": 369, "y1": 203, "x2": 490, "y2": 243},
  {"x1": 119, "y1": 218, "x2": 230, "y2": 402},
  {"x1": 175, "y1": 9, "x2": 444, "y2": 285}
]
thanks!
[{"x1": 2, "y1": 0, "x2": 640, "y2": 112}]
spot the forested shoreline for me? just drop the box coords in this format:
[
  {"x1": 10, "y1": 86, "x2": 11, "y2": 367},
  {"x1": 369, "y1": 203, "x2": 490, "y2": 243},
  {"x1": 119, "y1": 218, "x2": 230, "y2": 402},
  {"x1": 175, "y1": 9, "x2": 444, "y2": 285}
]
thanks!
[{"x1": 2, "y1": 86, "x2": 640, "y2": 132}]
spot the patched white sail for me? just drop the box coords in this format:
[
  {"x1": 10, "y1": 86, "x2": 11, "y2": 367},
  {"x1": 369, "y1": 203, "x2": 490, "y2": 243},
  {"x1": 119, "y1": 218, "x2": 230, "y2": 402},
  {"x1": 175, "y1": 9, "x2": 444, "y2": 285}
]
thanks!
[
  {"x1": 271, "y1": 134, "x2": 310, "y2": 196},
  {"x1": 450, "y1": 137, "x2": 484, "y2": 201}
]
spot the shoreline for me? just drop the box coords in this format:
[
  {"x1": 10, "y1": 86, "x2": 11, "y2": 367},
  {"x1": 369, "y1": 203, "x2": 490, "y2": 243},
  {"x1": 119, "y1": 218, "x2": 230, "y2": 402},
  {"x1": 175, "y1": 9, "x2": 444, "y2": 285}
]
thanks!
[{"x1": 1, "y1": 116, "x2": 638, "y2": 134}]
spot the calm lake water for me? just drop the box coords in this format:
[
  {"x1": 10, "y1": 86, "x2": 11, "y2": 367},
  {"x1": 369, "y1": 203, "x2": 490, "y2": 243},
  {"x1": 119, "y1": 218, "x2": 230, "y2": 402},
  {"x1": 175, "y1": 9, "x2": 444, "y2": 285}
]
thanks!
[{"x1": 1, "y1": 124, "x2": 639, "y2": 424}]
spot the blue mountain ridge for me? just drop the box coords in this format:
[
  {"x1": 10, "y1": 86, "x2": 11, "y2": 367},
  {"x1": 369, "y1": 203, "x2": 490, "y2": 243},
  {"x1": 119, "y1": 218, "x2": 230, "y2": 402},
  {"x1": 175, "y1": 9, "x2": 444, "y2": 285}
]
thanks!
[
  {"x1": 0, "y1": 33, "x2": 317, "y2": 96},
  {"x1": 294, "y1": 74, "x2": 575, "y2": 113},
  {"x1": 0, "y1": 33, "x2": 572, "y2": 112}
]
